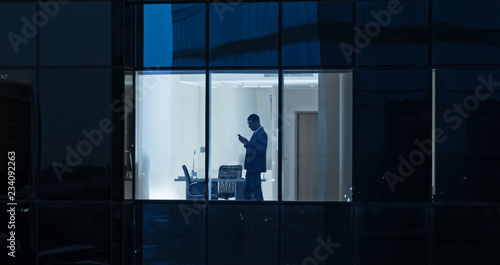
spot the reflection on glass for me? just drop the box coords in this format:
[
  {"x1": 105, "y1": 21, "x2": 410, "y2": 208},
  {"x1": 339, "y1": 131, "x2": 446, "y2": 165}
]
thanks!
[
  {"x1": 143, "y1": 203, "x2": 205, "y2": 264},
  {"x1": 208, "y1": 204, "x2": 278, "y2": 265},
  {"x1": 39, "y1": 69, "x2": 112, "y2": 200},
  {"x1": 38, "y1": 203, "x2": 111, "y2": 264},
  {"x1": 209, "y1": 2, "x2": 278, "y2": 66},
  {"x1": 135, "y1": 71, "x2": 205, "y2": 200},
  {"x1": 0, "y1": 70, "x2": 36, "y2": 200},
  {"x1": 354, "y1": 69, "x2": 430, "y2": 202},
  {"x1": 434, "y1": 206, "x2": 500, "y2": 264},
  {"x1": 283, "y1": 70, "x2": 353, "y2": 201},
  {"x1": 0, "y1": 2, "x2": 36, "y2": 66},
  {"x1": 356, "y1": 206, "x2": 428, "y2": 264},
  {"x1": 433, "y1": 0, "x2": 500, "y2": 65},
  {"x1": 281, "y1": 205, "x2": 352, "y2": 264},
  {"x1": 210, "y1": 71, "x2": 278, "y2": 201},
  {"x1": 356, "y1": 0, "x2": 428, "y2": 66},
  {"x1": 144, "y1": 4, "x2": 205, "y2": 67},
  {"x1": 282, "y1": 1, "x2": 354, "y2": 66},
  {"x1": 39, "y1": 1, "x2": 111, "y2": 66},
  {"x1": 435, "y1": 69, "x2": 500, "y2": 202}
]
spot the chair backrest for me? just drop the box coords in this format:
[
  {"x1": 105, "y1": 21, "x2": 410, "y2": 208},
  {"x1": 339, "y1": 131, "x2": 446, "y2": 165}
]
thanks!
[
  {"x1": 217, "y1": 165, "x2": 242, "y2": 199},
  {"x1": 182, "y1": 165, "x2": 191, "y2": 186},
  {"x1": 218, "y1": 165, "x2": 242, "y2": 179}
]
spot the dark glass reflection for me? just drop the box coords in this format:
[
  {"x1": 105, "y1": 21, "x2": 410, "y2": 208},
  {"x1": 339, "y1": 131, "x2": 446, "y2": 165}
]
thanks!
[
  {"x1": 38, "y1": 203, "x2": 111, "y2": 264},
  {"x1": 39, "y1": 1, "x2": 111, "y2": 66},
  {"x1": 354, "y1": 69, "x2": 430, "y2": 202},
  {"x1": 356, "y1": 0, "x2": 428, "y2": 66},
  {"x1": 281, "y1": 205, "x2": 352, "y2": 265},
  {"x1": 0, "y1": 70, "x2": 36, "y2": 201},
  {"x1": 0, "y1": 2, "x2": 36, "y2": 66},
  {"x1": 433, "y1": 0, "x2": 500, "y2": 65},
  {"x1": 282, "y1": 1, "x2": 353, "y2": 66},
  {"x1": 435, "y1": 69, "x2": 500, "y2": 202},
  {"x1": 434, "y1": 206, "x2": 500, "y2": 265},
  {"x1": 356, "y1": 206, "x2": 428, "y2": 265},
  {"x1": 144, "y1": 4, "x2": 205, "y2": 67},
  {"x1": 209, "y1": 2, "x2": 278, "y2": 66},
  {"x1": 38, "y1": 69, "x2": 112, "y2": 200},
  {"x1": 208, "y1": 204, "x2": 278, "y2": 265},
  {"x1": 143, "y1": 203, "x2": 205, "y2": 264}
]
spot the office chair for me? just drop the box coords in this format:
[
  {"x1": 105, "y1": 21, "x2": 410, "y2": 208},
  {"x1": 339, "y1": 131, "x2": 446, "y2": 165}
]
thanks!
[
  {"x1": 217, "y1": 165, "x2": 242, "y2": 200},
  {"x1": 183, "y1": 165, "x2": 205, "y2": 199}
]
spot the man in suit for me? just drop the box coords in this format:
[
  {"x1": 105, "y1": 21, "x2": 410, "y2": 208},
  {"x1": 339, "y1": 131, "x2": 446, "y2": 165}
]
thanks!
[{"x1": 238, "y1": 114, "x2": 267, "y2": 201}]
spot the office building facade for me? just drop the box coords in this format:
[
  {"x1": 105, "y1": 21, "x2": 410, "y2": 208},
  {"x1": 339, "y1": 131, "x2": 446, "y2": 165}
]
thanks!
[{"x1": 1, "y1": 0, "x2": 500, "y2": 264}]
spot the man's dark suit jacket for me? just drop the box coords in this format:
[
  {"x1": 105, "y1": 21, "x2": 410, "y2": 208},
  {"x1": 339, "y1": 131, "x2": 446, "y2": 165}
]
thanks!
[{"x1": 244, "y1": 127, "x2": 268, "y2": 173}]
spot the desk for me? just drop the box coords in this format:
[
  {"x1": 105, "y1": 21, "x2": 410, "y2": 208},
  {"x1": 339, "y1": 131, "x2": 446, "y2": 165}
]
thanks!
[{"x1": 175, "y1": 177, "x2": 273, "y2": 200}]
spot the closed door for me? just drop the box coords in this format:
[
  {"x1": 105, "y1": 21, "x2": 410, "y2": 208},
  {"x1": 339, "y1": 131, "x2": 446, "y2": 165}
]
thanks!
[{"x1": 297, "y1": 112, "x2": 318, "y2": 200}]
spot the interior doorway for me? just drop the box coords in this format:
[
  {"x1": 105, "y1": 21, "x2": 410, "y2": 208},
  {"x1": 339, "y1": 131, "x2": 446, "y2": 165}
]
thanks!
[{"x1": 296, "y1": 111, "x2": 318, "y2": 201}]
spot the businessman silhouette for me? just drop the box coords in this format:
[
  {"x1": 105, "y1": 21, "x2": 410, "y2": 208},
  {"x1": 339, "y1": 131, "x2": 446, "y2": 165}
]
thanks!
[{"x1": 238, "y1": 114, "x2": 267, "y2": 201}]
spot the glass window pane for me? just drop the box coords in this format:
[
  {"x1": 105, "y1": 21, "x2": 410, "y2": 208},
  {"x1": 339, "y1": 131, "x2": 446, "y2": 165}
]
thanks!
[
  {"x1": 433, "y1": 0, "x2": 500, "y2": 65},
  {"x1": 39, "y1": 1, "x2": 111, "y2": 66},
  {"x1": 282, "y1": 1, "x2": 354, "y2": 66},
  {"x1": 282, "y1": 70, "x2": 353, "y2": 201},
  {"x1": 354, "y1": 69, "x2": 430, "y2": 202},
  {"x1": 0, "y1": 2, "x2": 36, "y2": 66},
  {"x1": 135, "y1": 71, "x2": 205, "y2": 200},
  {"x1": 0, "y1": 69, "x2": 36, "y2": 200},
  {"x1": 144, "y1": 3, "x2": 205, "y2": 67},
  {"x1": 356, "y1": 0, "x2": 428, "y2": 66},
  {"x1": 38, "y1": 203, "x2": 112, "y2": 264},
  {"x1": 282, "y1": 205, "x2": 352, "y2": 264},
  {"x1": 434, "y1": 206, "x2": 500, "y2": 265},
  {"x1": 39, "y1": 68, "x2": 113, "y2": 200},
  {"x1": 208, "y1": 204, "x2": 278, "y2": 264},
  {"x1": 435, "y1": 69, "x2": 500, "y2": 203},
  {"x1": 356, "y1": 206, "x2": 428, "y2": 265},
  {"x1": 209, "y1": 2, "x2": 278, "y2": 67},
  {"x1": 210, "y1": 71, "x2": 278, "y2": 201},
  {"x1": 142, "y1": 203, "x2": 205, "y2": 264}
]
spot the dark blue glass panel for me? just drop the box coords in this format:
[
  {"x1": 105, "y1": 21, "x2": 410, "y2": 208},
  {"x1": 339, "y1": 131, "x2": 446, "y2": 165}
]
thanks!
[
  {"x1": 38, "y1": 69, "x2": 112, "y2": 200},
  {"x1": 354, "y1": 69, "x2": 430, "y2": 202},
  {"x1": 356, "y1": 206, "x2": 428, "y2": 265},
  {"x1": 282, "y1": 1, "x2": 353, "y2": 66},
  {"x1": 435, "y1": 69, "x2": 500, "y2": 202},
  {"x1": 0, "y1": 203, "x2": 36, "y2": 264},
  {"x1": 434, "y1": 206, "x2": 500, "y2": 265},
  {"x1": 0, "y1": 69, "x2": 36, "y2": 201},
  {"x1": 208, "y1": 204, "x2": 278, "y2": 265},
  {"x1": 38, "y1": 203, "x2": 111, "y2": 264},
  {"x1": 143, "y1": 203, "x2": 205, "y2": 264},
  {"x1": 356, "y1": 0, "x2": 428, "y2": 66},
  {"x1": 282, "y1": 205, "x2": 352, "y2": 265},
  {"x1": 209, "y1": 2, "x2": 278, "y2": 67},
  {"x1": 39, "y1": 1, "x2": 111, "y2": 66},
  {"x1": 144, "y1": 4, "x2": 205, "y2": 67},
  {"x1": 0, "y1": 2, "x2": 36, "y2": 66},
  {"x1": 433, "y1": 0, "x2": 500, "y2": 65}
]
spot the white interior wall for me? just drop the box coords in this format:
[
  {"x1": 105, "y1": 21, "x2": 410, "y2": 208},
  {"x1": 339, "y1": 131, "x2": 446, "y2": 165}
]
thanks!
[{"x1": 136, "y1": 73, "x2": 205, "y2": 199}]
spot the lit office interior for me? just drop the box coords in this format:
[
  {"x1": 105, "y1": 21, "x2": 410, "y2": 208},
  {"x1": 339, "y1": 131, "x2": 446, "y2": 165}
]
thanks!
[{"x1": 2, "y1": 0, "x2": 500, "y2": 265}]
